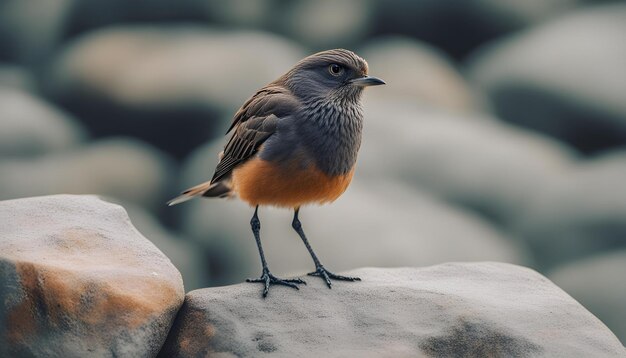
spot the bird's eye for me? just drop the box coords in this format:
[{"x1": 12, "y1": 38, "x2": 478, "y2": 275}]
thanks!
[{"x1": 328, "y1": 64, "x2": 343, "y2": 76}]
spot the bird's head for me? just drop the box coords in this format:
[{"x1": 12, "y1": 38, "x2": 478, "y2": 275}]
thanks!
[{"x1": 281, "y1": 49, "x2": 385, "y2": 104}]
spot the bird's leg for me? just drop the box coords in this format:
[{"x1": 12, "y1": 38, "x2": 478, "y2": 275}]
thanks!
[
  {"x1": 292, "y1": 208, "x2": 361, "y2": 288},
  {"x1": 246, "y1": 206, "x2": 306, "y2": 297}
]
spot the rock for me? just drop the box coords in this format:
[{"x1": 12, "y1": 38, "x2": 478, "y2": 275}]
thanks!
[
  {"x1": 370, "y1": 0, "x2": 581, "y2": 59},
  {"x1": 47, "y1": 26, "x2": 304, "y2": 115},
  {"x1": 514, "y1": 150, "x2": 626, "y2": 268},
  {"x1": 0, "y1": 195, "x2": 185, "y2": 357},
  {"x1": 359, "y1": 101, "x2": 576, "y2": 226},
  {"x1": 0, "y1": 87, "x2": 86, "y2": 157},
  {"x1": 159, "y1": 263, "x2": 625, "y2": 357},
  {"x1": 359, "y1": 37, "x2": 483, "y2": 113},
  {"x1": 43, "y1": 26, "x2": 304, "y2": 158},
  {"x1": 176, "y1": 142, "x2": 528, "y2": 284},
  {"x1": 0, "y1": 138, "x2": 174, "y2": 211},
  {"x1": 122, "y1": 202, "x2": 210, "y2": 291},
  {"x1": 467, "y1": 4, "x2": 626, "y2": 153},
  {"x1": 549, "y1": 251, "x2": 626, "y2": 345}
]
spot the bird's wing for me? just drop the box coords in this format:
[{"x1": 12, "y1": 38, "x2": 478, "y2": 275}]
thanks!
[
  {"x1": 225, "y1": 85, "x2": 297, "y2": 134},
  {"x1": 211, "y1": 85, "x2": 299, "y2": 183}
]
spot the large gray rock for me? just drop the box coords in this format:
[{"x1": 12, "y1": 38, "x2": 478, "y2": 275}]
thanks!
[
  {"x1": 360, "y1": 37, "x2": 483, "y2": 113},
  {"x1": 0, "y1": 87, "x2": 86, "y2": 157},
  {"x1": 0, "y1": 138, "x2": 174, "y2": 211},
  {"x1": 549, "y1": 251, "x2": 626, "y2": 345},
  {"x1": 514, "y1": 150, "x2": 626, "y2": 268},
  {"x1": 159, "y1": 263, "x2": 625, "y2": 357},
  {"x1": 468, "y1": 4, "x2": 626, "y2": 153},
  {"x1": 359, "y1": 101, "x2": 576, "y2": 226},
  {"x1": 0, "y1": 195, "x2": 185, "y2": 357},
  {"x1": 44, "y1": 26, "x2": 304, "y2": 157},
  {"x1": 176, "y1": 141, "x2": 528, "y2": 285}
]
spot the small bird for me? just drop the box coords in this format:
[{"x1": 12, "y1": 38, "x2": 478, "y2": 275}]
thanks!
[{"x1": 169, "y1": 49, "x2": 384, "y2": 297}]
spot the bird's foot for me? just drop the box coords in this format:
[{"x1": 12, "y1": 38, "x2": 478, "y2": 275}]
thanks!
[
  {"x1": 246, "y1": 269, "x2": 306, "y2": 298},
  {"x1": 307, "y1": 266, "x2": 361, "y2": 288}
]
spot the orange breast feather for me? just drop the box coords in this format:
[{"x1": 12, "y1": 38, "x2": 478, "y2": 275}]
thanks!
[{"x1": 232, "y1": 157, "x2": 355, "y2": 208}]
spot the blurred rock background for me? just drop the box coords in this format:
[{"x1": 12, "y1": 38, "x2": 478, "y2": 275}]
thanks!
[{"x1": 1, "y1": 0, "x2": 624, "y2": 344}]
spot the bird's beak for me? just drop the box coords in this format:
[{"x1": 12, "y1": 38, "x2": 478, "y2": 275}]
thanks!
[{"x1": 349, "y1": 75, "x2": 386, "y2": 87}]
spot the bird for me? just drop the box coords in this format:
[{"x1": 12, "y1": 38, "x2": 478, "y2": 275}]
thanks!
[{"x1": 168, "y1": 49, "x2": 385, "y2": 297}]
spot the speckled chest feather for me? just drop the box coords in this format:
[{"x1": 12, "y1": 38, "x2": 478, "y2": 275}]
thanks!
[{"x1": 296, "y1": 98, "x2": 364, "y2": 176}]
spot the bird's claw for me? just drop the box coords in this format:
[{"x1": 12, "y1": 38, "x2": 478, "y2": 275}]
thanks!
[
  {"x1": 307, "y1": 266, "x2": 361, "y2": 288},
  {"x1": 246, "y1": 270, "x2": 306, "y2": 298}
]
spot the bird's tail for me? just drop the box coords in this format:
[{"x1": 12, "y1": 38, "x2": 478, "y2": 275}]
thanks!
[{"x1": 167, "y1": 180, "x2": 231, "y2": 206}]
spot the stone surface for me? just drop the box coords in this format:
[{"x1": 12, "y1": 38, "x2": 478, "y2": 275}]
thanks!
[
  {"x1": 0, "y1": 87, "x2": 86, "y2": 157},
  {"x1": 44, "y1": 26, "x2": 304, "y2": 158},
  {"x1": 0, "y1": 138, "x2": 174, "y2": 211},
  {"x1": 159, "y1": 263, "x2": 625, "y2": 357},
  {"x1": 0, "y1": 195, "x2": 185, "y2": 357},
  {"x1": 177, "y1": 142, "x2": 528, "y2": 284},
  {"x1": 514, "y1": 150, "x2": 626, "y2": 268},
  {"x1": 359, "y1": 101, "x2": 576, "y2": 226},
  {"x1": 549, "y1": 251, "x2": 626, "y2": 345},
  {"x1": 467, "y1": 4, "x2": 626, "y2": 153},
  {"x1": 360, "y1": 37, "x2": 483, "y2": 113}
]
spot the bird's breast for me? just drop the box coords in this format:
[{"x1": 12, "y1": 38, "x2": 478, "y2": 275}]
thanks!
[{"x1": 231, "y1": 154, "x2": 355, "y2": 208}]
